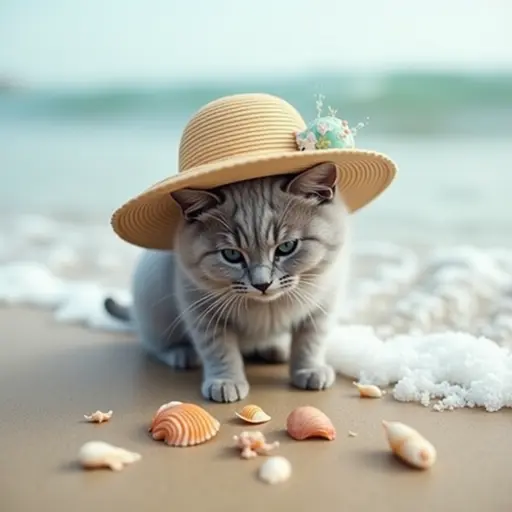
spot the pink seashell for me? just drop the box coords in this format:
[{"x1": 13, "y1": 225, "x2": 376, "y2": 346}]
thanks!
[
  {"x1": 149, "y1": 402, "x2": 220, "y2": 447},
  {"x1": 286, "y1": 406, "x2": 336, "y2": 441}
]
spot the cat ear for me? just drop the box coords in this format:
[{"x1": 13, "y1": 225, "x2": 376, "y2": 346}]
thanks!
[
  {"x1": 170, "y1": 188, "x2": 221, "y2": 221},
  {"x1": 285, "y1": 162, "x2": 339, "y2": 202}
]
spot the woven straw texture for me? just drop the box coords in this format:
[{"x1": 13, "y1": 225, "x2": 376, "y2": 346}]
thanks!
[{"x1": 111, "y1": 93, "x2": 398, "y2": 249}]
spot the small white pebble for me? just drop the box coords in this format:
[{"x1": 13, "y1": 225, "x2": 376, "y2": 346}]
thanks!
[
  {"x1": 348, "y1": 431, "x2": 358, "y2": 437},
  {"x1": 258, "y1": 456, "x2": 292, "y2": 485}
]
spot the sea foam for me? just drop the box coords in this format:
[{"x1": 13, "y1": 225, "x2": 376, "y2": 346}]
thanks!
[{"x1": 1, "y1": 216, "x2": 512, "y2": 412}]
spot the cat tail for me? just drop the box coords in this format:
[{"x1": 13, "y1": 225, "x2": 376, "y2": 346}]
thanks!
[{"x1": 104, "y1": 297, "x2": 132, "y2": 323}]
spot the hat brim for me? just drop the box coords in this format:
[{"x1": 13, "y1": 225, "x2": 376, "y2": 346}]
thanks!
[{"x1": 111, "y1": 148, "x2": 397, "y2": 250}]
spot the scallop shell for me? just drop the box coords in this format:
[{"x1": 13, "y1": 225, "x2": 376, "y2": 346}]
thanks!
[
  {"x1": 149, "y1": 401, "x2": 182, "y2": 425},
  {"x1": 235, "y1": 404, "x2": 271, "y2": 424},
  {"x1": 78, "y1": 441, "x2": 141, "y2": 471},
  {"x1": 286, "y1": 406, "x2": 336, "y2": 441},
  {"x1": 149, "y1": 402, "x2": 220, "y2": 447},
  {"x1": 353, "y1": 382, "x2": 384, "y2": 398},
  {"x1": 382, "y1": 420, "x2": 437, "y2": 469},
  {"x1": 258, "y1": 456, "x2": 292, "y2": 484}
]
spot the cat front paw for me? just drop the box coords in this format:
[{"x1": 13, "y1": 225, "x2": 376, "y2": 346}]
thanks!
[
  {"x1": 202, "y1": 377, "x2": 250, "y2": 403},
  {"x1": 291, "y1": 365, "x2": 336, "y2": 391}
]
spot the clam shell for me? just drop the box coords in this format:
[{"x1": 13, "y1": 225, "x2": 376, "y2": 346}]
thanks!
[
  {"x1": 286, "y1": 406, "x2": 336, "y2": 441},
  {"x1": 149, "y1": 402, "x2": 220, "y2": 447},
  {"x1": 382, "y1": 420, "x2": 436, "y2": 469},
  {"x1": 235, "y1": 404, "x2": 271, "y2": 424}
]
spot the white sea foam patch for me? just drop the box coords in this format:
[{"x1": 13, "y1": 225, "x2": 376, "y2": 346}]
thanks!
[
  {"x1": 326, "y1": 326, "x2": 512, "y2": 412},
  {"x1": 1, "y1": 231, "x2": 512, "y2": 412},
  {"x1": 0, "y1": 262, "x2": 132, "y2": 332}
]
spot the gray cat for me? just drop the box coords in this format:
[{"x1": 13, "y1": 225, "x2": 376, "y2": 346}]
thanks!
[{"x1": 104, "y1": 162, "x2": 351, "y2": 402}]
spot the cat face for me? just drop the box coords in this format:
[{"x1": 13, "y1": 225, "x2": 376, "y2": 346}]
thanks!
[{"x1": 171, "y1": 163, "x2": 347, "y2": 302}]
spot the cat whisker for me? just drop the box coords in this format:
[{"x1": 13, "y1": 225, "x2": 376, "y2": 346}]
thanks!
[
  {"x1": 287, "y1": 287, "x2": 319, "y2": 332},
  {"x1": 297, "y1": 276, "x2": 328, "y2": 293},
  {"x1": 295, "y1": 287, "x2": 328, "y2": 317},
  {"x1": 162, "y1": 289, "x2": 229, "y2": 342},
  {"x1": 194, "y1": 293, "x2": 233, "y2": 336},
  {"x1": 150, "y1": 281, "x2": 200, "y2": 309},
  {"x1": 160, "y1": 293, "x2": 214, "y2": 341},
  {"x1": 201, "y1": 291, "x2": 239, "y2": 336},
  {"x1": 206, "y1": 294, "x2": 239, "y2": 340},
  {"x1": 222, "y1": 295, "x2": 243, "y2": 341}
]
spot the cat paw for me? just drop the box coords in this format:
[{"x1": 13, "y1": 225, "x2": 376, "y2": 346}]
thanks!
[
  {"x1": 201, "y1": 378, "x2": 250, "y2": 403},
  {"x1": 161, "y1": 343, "x2": 201, "y2": 370},
  {"x1": 255, "y1": 345, "x2": 290, "y2": 364},
  {"x1": 291, "y1": 365, "x2": 336, "y2": 391}
]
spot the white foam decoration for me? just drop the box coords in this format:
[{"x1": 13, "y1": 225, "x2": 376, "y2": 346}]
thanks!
[{"x1": 1, "y1": 227, "x2": 512, "y2": 412}]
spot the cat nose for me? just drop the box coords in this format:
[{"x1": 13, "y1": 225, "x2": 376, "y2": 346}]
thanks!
[{"x1": 252, "y1": 281, "x2": 272, "y2": 293}]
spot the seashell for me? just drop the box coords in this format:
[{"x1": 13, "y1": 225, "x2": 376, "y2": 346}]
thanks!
[
  {"x1": 382, "y1": 420, "x2": 437, "y2": 469},
  {"x1": 149, "y1": 402, "x2": 220, "y2": 447},
  {"x1": 149, "y1": 401, "x2": 182, "y2": 425},
  {"x1": 235, "y1": 404, "x2": 271, "y2": 424},
  {"x1": 353, "y1": 382, "x2": 384, "y2": 398},
  {"x1": 84, "y1": 410, "x2": 113, "y2": 423},
  {"x1": 78, "y1": 441, "x2": 141, "y2": 471},
  {"x1": 258, "y1": 456, "x2": 292, "y2": 485},
  {"x1": 348, "y1": 430, "x2": 358, "y2": 437},
  {"x1": 233, "y1": 431, "x2": 280, "y2": 459},
  {"x1": 286, "y1": 405, "x2": 336, "y2": 441}
]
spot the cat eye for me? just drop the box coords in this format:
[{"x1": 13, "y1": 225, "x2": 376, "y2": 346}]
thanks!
[
  {"x1": 220, "y1": 248, "x2": 245, "y2": 264},
  {"x1": 275, "y1": 240, "x2": 299, "y2": 257}
]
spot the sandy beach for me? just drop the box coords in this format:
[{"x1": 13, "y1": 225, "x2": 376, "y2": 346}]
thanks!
[{"x1": 1, "y1": 305, "x2": 511, "y2": 512}]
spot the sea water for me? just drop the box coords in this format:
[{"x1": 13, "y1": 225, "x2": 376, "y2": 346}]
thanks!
[{"x1": 2, "y1": 72, "x2": 512, "y2": 410}]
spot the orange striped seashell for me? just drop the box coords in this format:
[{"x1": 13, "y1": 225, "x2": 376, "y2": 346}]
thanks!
[
  {"x1": 286, "y1": 406, "x2": 336, "y2": 441},
  {"x1": 235, "y1": 404, "x2": 271, "y2": 424},
  {"x1": 149, "y1": 402, "x2": 220, "y2": 447},
  {"x1": 149, "y1": 401, "x2": 182, "y2": 426}
]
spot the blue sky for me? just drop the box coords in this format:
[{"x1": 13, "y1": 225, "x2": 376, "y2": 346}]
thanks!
[{"x1": 1, "y1": 0, "x2": 511, "y2": 86}]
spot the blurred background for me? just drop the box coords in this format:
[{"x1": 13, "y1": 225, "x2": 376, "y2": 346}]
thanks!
[{"x1": 1, "y1": 0, "x2": 511, "y2": 284}]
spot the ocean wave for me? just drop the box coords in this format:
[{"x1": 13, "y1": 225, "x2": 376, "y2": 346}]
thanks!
[{"x1": 1, "y1": 71, "x2": 512, "y2": 135}]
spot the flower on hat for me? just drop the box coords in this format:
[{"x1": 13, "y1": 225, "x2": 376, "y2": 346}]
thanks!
[
  {"x1": 293, "y1": 93, "x2": 366, "y2": 152},
  {"x1": 295, "y1": 131, "x2": 318, "y2": 151}
]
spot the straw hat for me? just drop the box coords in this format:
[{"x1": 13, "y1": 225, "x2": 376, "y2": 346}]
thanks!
[{"x1": 111, "y1": 92, "x2": 398, "y2": 250}]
